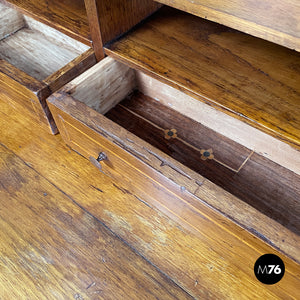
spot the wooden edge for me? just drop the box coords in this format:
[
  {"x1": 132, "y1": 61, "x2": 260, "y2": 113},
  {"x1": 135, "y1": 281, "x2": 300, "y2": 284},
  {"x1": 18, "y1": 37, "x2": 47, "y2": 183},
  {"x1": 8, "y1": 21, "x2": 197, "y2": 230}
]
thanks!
[
  {"x1": 43, "y1": 48, "x2": 96, "y2": 94},
  {"x1": 0, "y1": 1, "x2": 25, "y2": 40},
  {"x1": 0, "y1": 59, "x2": 57, "y2": 134},
  {"x1": 156, "y1": 0, "x2": 300, "y2": 51},
  {"x1": 134, "y1": 70, "x2": 300, "y2": 175},
  {"x1": 84, "y1": 0, "x2": 105, "y2": 61},
  {"x1": 0, "y1": 59, "x2": 50, "y2": 99},
  {"x1": 0, "y1": 0, "x2": 92, "y2": 46},
  {"x1": 47, "y1": 92, "x2": 300, "y2": 263},
  {"x1": 104, "y1": 49, "x2": 300, "y2": 152}
]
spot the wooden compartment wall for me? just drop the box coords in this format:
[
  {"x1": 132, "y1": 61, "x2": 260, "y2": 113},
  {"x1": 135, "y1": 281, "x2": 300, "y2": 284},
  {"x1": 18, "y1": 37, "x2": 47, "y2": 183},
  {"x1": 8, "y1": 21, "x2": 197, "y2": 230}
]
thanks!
[{"x1": 0, "y1": 2, "x2": 96, "y2": 133}]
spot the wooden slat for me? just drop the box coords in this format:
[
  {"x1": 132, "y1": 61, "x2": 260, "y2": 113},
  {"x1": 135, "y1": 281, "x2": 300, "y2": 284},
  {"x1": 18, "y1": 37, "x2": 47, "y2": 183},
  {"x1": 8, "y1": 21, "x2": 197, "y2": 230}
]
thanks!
[
  {"x1": 105, "y1": 7, "x2": 300, "y2": 150},
  {"x1": 0, "y1": 0, "x2": 91, "y2": 45},
  {"x1": 94, "y1": 0, "x2": 161, "y2": 45},
  {"x1": 157, "y1": 0, "x2": 300, "y2": 51},
  {"x1": 83, "y1": 0, "x2": 104, "y2": 60}
]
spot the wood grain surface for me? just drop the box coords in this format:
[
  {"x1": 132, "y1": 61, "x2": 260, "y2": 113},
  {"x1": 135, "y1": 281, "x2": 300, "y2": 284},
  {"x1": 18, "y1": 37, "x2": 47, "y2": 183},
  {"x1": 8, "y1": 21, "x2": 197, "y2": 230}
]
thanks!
[
  {"x1": 83, "y1": 0, "x2": 105, "y2": 60},
  {"x1": 106, "y1": 92, "x2": 300, "y2": 235},
  {"x1": 135, "y1": 70, "x2": 300, "y2": 175},
  {"x1": 157, "y1": 0, "x2": 300, "y2": 51},
  {"x1": 0, "y1": 101, "x2": 192, "y2": 299},
  {"x1": 47, "y1": 92, "x2": 300, "y2": 299},
  {"x1": 105, "y1": 7, "x2": 300, "y2": 149},
  {"x1": 0, "y1": 0, "x2": 91, "y2": 45},
  {"x1": 0, "y1": 28, "x2": 86, "y2": 81},
  {"x1": 0, "y1": 59, "x2": 55, "y2": 132},
  {"x1": 0, "y1": 3, "x2": 95, "y2": 134},
  {"x1": 94, "y1": 0, "x2": 161, "y2": 45}
]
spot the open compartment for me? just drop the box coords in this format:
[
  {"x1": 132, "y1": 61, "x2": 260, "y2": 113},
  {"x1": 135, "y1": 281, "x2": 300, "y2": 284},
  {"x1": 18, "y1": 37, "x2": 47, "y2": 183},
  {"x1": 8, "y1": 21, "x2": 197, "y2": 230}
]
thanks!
[
  {"x1": 1, "y1": 0, "x2": 90, "y2": 45},
  {"x1": 48, "y1": 57, "x2": 300, "y2": 264},
  {"x1": 0, "y1": 2, "x2": 96, "y2": 133}
]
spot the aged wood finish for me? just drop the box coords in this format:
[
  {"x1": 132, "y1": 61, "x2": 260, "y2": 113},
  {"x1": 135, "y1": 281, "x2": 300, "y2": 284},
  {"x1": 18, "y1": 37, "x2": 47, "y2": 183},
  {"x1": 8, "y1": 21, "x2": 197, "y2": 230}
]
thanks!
[
  {"x1": 0, "y1": 59, "x2": 54, "y2": 132},
  {"x1": 47, "y1": 58, "x2": 300, "y2": 262},
  {"x1": 93, "y1": 0, "x2": 161, "y2": 45},
  {"x1": 0, "y1": 1, "x2": 24, "y2": 40},
  {"x1": 48, "y1": 92, "x2": 300, "y2": 299},
  {"x1": 0, "y1": 2, "x2": 96, "y2": 133},
  {"x1": 0, "y1": 0, "x2": 91, "y2": 45},
  {"x1": 105, "y1": 7, "x2": 300, "y2": 150},
  {"x1": 136, "y1": 71, "x2": 300, "y2": 175},
  {"x1": 2, "y1": 92, "x2": 299, "y2": 299},
  {"x1": 0, "y1": 132, "x2": 191, "y2": 298},
  {"x1": 157, "y1": 0, "x2": 300, "y2": 51},
  {"x1": 68, "y1": 57, "x2": 136, "y2": 114},
  {"x1": 106, "y1": 92, "x2": 300, "y2": 235},
  {"x1": 83, "y1": 0, "x2": 105, "y2": 60}
]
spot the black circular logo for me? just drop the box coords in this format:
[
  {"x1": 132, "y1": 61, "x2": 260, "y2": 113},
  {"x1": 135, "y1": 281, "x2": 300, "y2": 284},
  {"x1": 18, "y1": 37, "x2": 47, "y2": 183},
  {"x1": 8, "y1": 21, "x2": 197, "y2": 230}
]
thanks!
[{"x1": 254, "y1": 254, "x2": 285, "y2": 284}]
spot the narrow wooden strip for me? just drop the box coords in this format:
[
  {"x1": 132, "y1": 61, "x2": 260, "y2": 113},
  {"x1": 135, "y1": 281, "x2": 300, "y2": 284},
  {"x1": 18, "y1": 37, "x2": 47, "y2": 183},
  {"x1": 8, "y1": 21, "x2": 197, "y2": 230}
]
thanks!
[{"x1": 84, "y1": 0, "x2": 105, "y2": 61}]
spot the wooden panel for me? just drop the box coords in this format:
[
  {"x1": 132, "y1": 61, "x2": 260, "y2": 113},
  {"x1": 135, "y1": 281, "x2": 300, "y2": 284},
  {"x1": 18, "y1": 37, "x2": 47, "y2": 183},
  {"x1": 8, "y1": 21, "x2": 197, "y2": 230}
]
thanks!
[
  {"x1": 1, "y1": 0, "x2": 91, "y2": 45},
  {"x1": 94, "y1": 0, "x2": 161, "y2": 44},
  {"x1": 67, "y1": 57, "x2": 136, "y2": 114},
  {"x1": 0, "y1": 59, "x2": 55, "y2": 132},
  {"x1": 3, "y1": 97, "x2": 300, "y2": 299},
  {"x1": 157, "y1": 0, "x2": 300, "y2": 51},
  {"x1": 47, "y1": 93, "x2": 300, "y2": 265},
  {"x1": 0, "y1": 146, "x2": 192, "y2": 299},
  {"x1": 0, "y1": 10, "x2": 90, "y2": 82},
  {"x1": 0, "y1": 1, "x2": 24, "y2": 40},
  {"x1": 105, "y1": 7, "x2": 300, "y2": 150},
  {"x1": 106, "y1": 92, "x2": 300, "y2": 235}
]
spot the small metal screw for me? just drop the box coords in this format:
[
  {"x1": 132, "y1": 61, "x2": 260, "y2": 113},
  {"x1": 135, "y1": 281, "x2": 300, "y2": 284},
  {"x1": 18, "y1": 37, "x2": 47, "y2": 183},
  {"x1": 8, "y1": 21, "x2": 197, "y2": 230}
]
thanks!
[{"x1": 96, "y1": 152, "x2": 107, "y2": 162}]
